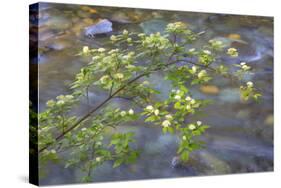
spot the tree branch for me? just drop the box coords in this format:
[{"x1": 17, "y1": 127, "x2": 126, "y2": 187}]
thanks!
[{"x1": 39, "y1": 58, "x2": 214, "y2": 153}]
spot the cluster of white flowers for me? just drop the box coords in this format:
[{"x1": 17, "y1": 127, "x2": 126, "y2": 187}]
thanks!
[
  {"x1": 227, "y1": 48, "x2": 238, "y2": 57},
  {"x1": 95, "y1": 157, "x2": 101, "y2": 162},
  {"x1": 145, "y1": 105, "x2": 160, "y2": 116},
  {"x1": 97, "y1": 48, "x2": 106, "y2": 53},
  {"x1": 191, "y1": 66, "x2": 197, "y2": 74},
  {"x1": 162, "y1": 120, "x2": 171, "y2": 127},
  {"x1": 188, "y1": 124, "x2": 196, "y2": 130},
  {"x1": 203, "y1": 50, "x2": 211, "y2": 55},
  {"x1": 108, "y1": 49, "x2": 119, "y2": 55},
  {"x1": 110, "y1": 35, "x2": 117, "y2": 41},
  {"x1": 185, "y1": 96, "x2": 196, "y2": 110},
  {"x1": 145, "y1": 105, "x2": 154, "y2": 111},
  {"x1": 165, "y1": 114, "x2": 173, "y2": 120},
  {"x1": 174, "y1": 95, "x2": 181, "y2": 100},
  {"x1": 120, "y1": 111, "x2": 127, "y2": 117},
  {"x1": 197, "y1": 70, "x2": 207, "y2": 79},
  {"x1": 128, "y1": 109, "x2": 134, "y2": 115},
  {"x1": 51, "y1": 95, "x2": 74, "y2": 106},
  {"x1": 240, "y1": 62, "x2": 251, "y2": 71},
  {"x1": 100, "y1": 75, "x2": 109, "y2": 84},
  {"x1": 247, "y1": 81, "x2": 254, "y2": 88},
  {"x1": 114, "y1": 73, "x2": 124, "y2": 79},
  {"x1": 154, "y1": 109, "x2": 160, "y2": 116},
  {"x1": 120, "y1": 109, "x2": 134, "y2": 117},
  {"x1": 82, "y1": 46, "x2": 90, "y2": 54},
  {"x1": 188, "y1": 121, "x2": 203, "y2": 130},
  {"x1": 189, "y1": 48, "x2": 196, "y2": 53},
  {"x1": 123, "y1": 29, "x2": 129, "y2": 35},
  {"x1": 127, "y1": 37, "x2": 132, "y2": 43}
]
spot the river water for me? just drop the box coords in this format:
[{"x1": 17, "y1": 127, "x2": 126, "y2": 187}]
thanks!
[{"x1": 34, "y1": 3, "x2": 273, "y2": 185}]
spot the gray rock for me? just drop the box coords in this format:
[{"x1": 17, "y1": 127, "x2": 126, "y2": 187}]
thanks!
[{"x1": 84, "y1": 19, "x2": 113, "y2": 37}]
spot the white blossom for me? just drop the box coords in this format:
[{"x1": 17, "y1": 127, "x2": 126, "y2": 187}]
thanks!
[
  {"x1": 247, "y1": 81, "x2": 254, "y2": 88},
  {"x1": 192, "y1": 66, "x2": 197, "y2": 73},
  {"x1": 146, "y1": 105, "x2": 154, "y2": 111},
  {"x1": 120, "y1": 111, "x2": 127, "y2": 117},
  {"x1": 57, "y1": 100, "x2": 65, "y2": 105},
  {"x1": 115, "y1": 73, "x2": 124, "y2": 79},
  {"x1": 165, "y1": 114, "x2": 173, "y2": 120},
  {"x1": 182, "y1": 136, "x2": 187, "y2": 140},
  {"x1": 97, "y1": 48, "x2": 105, "y2": 53},
  {"x1": 190, "y1": 99, "x2": 196, "y2": 105},
  {"x1": 123, "y1": 29, "x2": 129, "y2": 35},
  {"x1": 189, "y1": 48, "x2": 195, "y2": 52},
  {"x1": 96, "y1": 157, "x2": 101, "y2": 162},
  {"x1": 128, "y1": 109, "x2": 134, "y2": 115},
  {"x1": 197, "y1": 121, "x2": 202, "y2": 126},
  {"x1": 189, "y1": 124, "x2": 196, "y2": 130},
  {"x1": 110, "y1": 35, "x2": 117, "y2": 41},
  {"x1": 174, "y1": 95, "x2": 181, "y2": 100},
  {"x1": 100, "y1": 75, "x2": 109, "y2": 84},
  {"x1": 203, "y1": 50, "x2": 211, "y2": 55},
  {"x1": 154, "y1": 109, "x2": 160, "y2": 116},
  {"x1": 198, "y1": 70, "x2": 207, "y2": 79},
  {"x1": 162, "y1": 120, "x2": 171, "y2": 127},
  {"x1": 185, "y1": 96, "x2": 192, "y2": 101},
  {"x1": 83, "y1": 46, "x2": 89, "y2": 54}
]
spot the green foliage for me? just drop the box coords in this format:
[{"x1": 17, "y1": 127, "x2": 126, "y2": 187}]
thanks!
[{"x1": 36, "y1": 21, "x2": 262, "y2": 182}]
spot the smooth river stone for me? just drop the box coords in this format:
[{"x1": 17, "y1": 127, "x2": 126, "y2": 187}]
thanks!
[{"x1": 84, "y1": 19, "x2": 113, "y2": 37}]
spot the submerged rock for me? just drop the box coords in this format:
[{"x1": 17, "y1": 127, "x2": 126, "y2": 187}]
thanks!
[
  {"x1": 84, "y1": 19, "x2": 113, "y2": 37},
  {"x1": 200, "y1": 85, "x2": 220, "y2": 95},
  {"x1": 140, "y1": 19, "x2": 168, "y2": 34}
]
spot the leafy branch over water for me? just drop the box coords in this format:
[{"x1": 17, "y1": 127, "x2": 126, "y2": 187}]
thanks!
[{"x1": 36, "y1": 22, "x2": 262, "y2": 182}]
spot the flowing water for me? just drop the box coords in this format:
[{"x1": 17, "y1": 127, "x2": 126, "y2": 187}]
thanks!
[{"x1": 32, "y1": 3, "x2": 273, "y2": 185}]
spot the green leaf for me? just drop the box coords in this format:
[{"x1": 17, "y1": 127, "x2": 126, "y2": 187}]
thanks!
[
  {"x1": 113, "y1": 158, "x2": 124, "y2": 168},
  {"x1": 180, "y1": 151, "x2": 189, "y2": 162}
]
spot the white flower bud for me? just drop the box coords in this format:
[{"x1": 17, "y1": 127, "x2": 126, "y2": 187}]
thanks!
[
  {"x1": 128, "y1": 109, "x2": 134, "y2": 115},
  {"x1": 165, "y1": 114, "x2": 173, "y2": 120},
  {"x1": 162, "y1": 120, "x2": 171, "y2": 127},
  {"x1": 185, "y1": 96, "x2": 192, "y2": 101},
  {"x1": 97, "y1": 48, "x2": 105, "y2": 53},
  {"x1": 96, "y1": 157, "x2": 101, "y2": 162},
  {"x1": 83, "y1": 46, "x2": 89, "y2": 54},
  {"x1": 154, "y1": 109, "x2": 160, "y2": 116},
  {"x1": 174, "y1": 95, "x2": 181, "y2": 100},
  {"x1": 189, "y1": 124, "x2": 196, "y2": 130},
  {"x1": 203, "y1": 50, "x2": 211, "y2": 55},
  {"x1": 146, "y1": 105, "x2": 154, "y2": 111},
  {"x1": 186, "y1": 105, "x2": 191, "y2": 110},
  {"x1": 120, "y1": 111, "x2": 127, "y2": 117},
  {"x1": 190, "y1": 99, "x2": 196, "y2": 105},
  {"x1": 192, "y1": 66, "x2": 197, "y2": 73},
  {"x1": 247, "y1": 81, "x2": 254, "y2": 88},
  {"x1": 115, "y1": 73, "x2": 124, "y2": 79}
]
